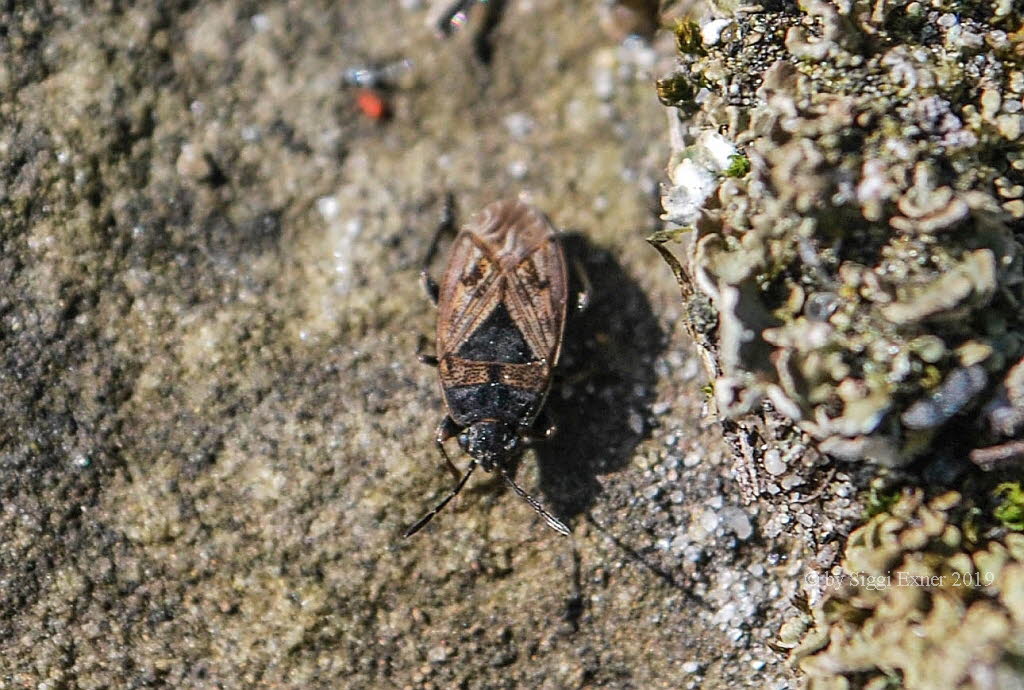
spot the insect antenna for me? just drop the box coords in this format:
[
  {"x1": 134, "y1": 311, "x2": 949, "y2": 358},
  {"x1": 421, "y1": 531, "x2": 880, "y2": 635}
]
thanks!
[
  {"x1": 498, "y1": 468, "x2": 571, "y2": 536},
  {"x1": 404, "y1": 461, "x2": 477, "y2": 538}
]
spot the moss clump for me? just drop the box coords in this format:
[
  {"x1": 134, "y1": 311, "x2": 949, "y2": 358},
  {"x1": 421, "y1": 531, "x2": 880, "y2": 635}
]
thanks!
[
  {"x1": 722, "y1": 154, "x2": 749, "y2": 178},
  {"x1": 994, "y1": 483, "x2": 1024, "y2": 531},
  {"x1": 863, "y1": 481, "x2": 900, "y2": 519},
  {"x1": 672, "y1": 19, "x2": 705, "y2": 55},
  {"x1": 656, "y1": 73, "x2": 702, "y2": 108}
]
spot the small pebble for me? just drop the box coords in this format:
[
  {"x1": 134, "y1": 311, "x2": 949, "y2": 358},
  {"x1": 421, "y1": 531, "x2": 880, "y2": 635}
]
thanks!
[
  {"x1": 250, "y1": 13, "x2": 270, "y2": 31},
  {"x1": 998, "y1": 114, "x2": 1022, "y2": 140},
  {"x1": 427, "y1": 644, "x2": 451, "y2": 664},
  {"x1": 722, "y1": 507, "x2": 753, "y2": 540},
  {"x1": 701, "y1": 19, "x2": 732, "y2": 46},
  {"x1": 1004, "y1": 199, "x2": 1024, "y2": 218},
  {"x1": 507, "y1": 160, "x2": 528, "y2": 179},
  {"x1": 763, "y1": 449, "x2": 787, "y2": 476},
  {"x1": 628, "y1": 410, "x2": 644, "y2": 435},
  {"x1": 503, "y1": 112, "x2": 535, "y2": 140},
  {"x1": 175, "y1": 143, "x2": 211, "y2": 180},
  {"x1": 316, "y1": 196, "x2": 340, "y2": 221}
]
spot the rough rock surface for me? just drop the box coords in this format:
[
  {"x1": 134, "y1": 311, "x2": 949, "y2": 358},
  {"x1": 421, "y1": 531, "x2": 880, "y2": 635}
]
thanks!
[{"x1": 0, "y1": 1, "x2": 863, "y2": 688}]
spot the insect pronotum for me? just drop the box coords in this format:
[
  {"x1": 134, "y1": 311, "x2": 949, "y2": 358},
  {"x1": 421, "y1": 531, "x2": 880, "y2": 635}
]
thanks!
[{"x1": 406, "y1": 198, "x2": 585, "y2": 537}]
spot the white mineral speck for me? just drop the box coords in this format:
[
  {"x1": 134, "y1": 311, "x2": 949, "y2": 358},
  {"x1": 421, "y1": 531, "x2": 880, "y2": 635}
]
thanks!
[
  {"x1": 592, "y1": 51, "x2": 616, "y2": 100},
  {"x1": 763, "y1": 449, "x2": 787, "y2": 476},
  {"x1": 628, "y1": 410, "x2": 644, "y2": 435},
  {"x1": 701, "y1": 19, "x2": 732, "y2": 46},
  {"x1": 503, "y1": 112, "x2": 535, "y2": 140},
  {"x1": 697, "y1": 131, "x2": 738, "y2": 171},
  {"x1": 683, "y1": 451, "x2": 701, "y2": 467},
  {"x1": 700, "y1": 509, "x2": 720, "y2": 532},
  {"x1": 251, "y1": 13, "x2": 270, "y2": 31},
  {"x1": 316, "y1": 196, "x2": 340, "y2": 221},
  {"x1": 507, "y1": 160, "x2": 528, "y2": 179},
  {"x1": 427, "y1": 644, "x2": 450, "y2": 664},
  {"x1": 661, "y1": 160, "x2": 716, "y2": 226},
  {"x1": 331, "y1": 218, "x2": 363, "y2": 289}
]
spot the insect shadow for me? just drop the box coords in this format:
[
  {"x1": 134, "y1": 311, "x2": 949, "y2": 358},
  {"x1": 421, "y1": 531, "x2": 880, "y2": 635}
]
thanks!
[{"x1": 533, "y1": 233, "x2": 665, "y2": 522}]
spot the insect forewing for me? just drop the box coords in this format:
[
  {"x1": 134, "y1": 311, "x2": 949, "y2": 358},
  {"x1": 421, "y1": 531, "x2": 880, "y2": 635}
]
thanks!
[{"x1": 436, "y1": 200, "x2": 568, "y2": 366}]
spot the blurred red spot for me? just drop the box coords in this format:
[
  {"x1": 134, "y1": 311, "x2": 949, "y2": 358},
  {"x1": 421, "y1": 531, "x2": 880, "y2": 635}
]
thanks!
[{"x1": 356, "y1": 89, "x2": 389, "y2": 120}]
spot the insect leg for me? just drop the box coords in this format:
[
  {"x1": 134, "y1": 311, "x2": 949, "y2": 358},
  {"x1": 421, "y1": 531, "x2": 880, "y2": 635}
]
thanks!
[
  {"x1": 571, "y1": 255, "x2": 591, "y2": 312},
  {"x1": 421, "y1": 192, "x2": 456, "y2": 306},
  {"x1": 435, "y1": 415, "x2": 463, "y2": 483},
  {"x1": 498, "y1": 468, "x2": 571, "y2": 536},
  {"x1": 434, "y1": 0, "x2": 478, "y2": 37},
  {"x1": 416, "y1": 334, "x2": 439, "y2": 367},
  {"x1": 404, "y1": 460, "x2": 477, "y2": 537}
]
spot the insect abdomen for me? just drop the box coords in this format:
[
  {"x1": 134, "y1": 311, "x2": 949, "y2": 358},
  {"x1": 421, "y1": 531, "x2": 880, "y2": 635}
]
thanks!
[{"x1": 443, "y1": 381, "x2": 543, "y2": 427}]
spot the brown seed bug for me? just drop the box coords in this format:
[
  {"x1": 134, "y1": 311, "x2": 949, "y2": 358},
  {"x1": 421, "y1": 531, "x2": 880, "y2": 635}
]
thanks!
[{"x1": 405, "y1": 197, "x2": 588, "y2": 537}]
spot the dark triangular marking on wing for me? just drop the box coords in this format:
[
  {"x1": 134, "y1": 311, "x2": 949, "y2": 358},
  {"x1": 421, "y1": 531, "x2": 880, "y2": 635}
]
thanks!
[{"x1": 456, "y1": 302, "x2": 537, "y2": 363}]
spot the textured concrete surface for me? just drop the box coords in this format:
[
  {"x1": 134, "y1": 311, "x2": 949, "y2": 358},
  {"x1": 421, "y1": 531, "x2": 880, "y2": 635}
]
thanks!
[{"x1": 0, "y1": 2, "x2": 856, "y2": 687}]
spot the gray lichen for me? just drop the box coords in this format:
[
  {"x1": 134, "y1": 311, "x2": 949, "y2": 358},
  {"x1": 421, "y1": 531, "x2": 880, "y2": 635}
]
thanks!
[
  {"x1": 788, "y1": 489, "x2": 1024, "y2": 689},
  {"x1": 657, "y1": 0, "x2": 1024, "y2": 466}
]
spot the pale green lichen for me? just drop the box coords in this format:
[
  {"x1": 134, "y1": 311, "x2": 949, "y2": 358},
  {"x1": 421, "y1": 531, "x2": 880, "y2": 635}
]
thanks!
[
  {"x1": 657, "y1": 0, "x2": 1024, "y2": 466},
  {"x1": 791, "y1": 489, "x2": 1024, "y2": 689}
]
